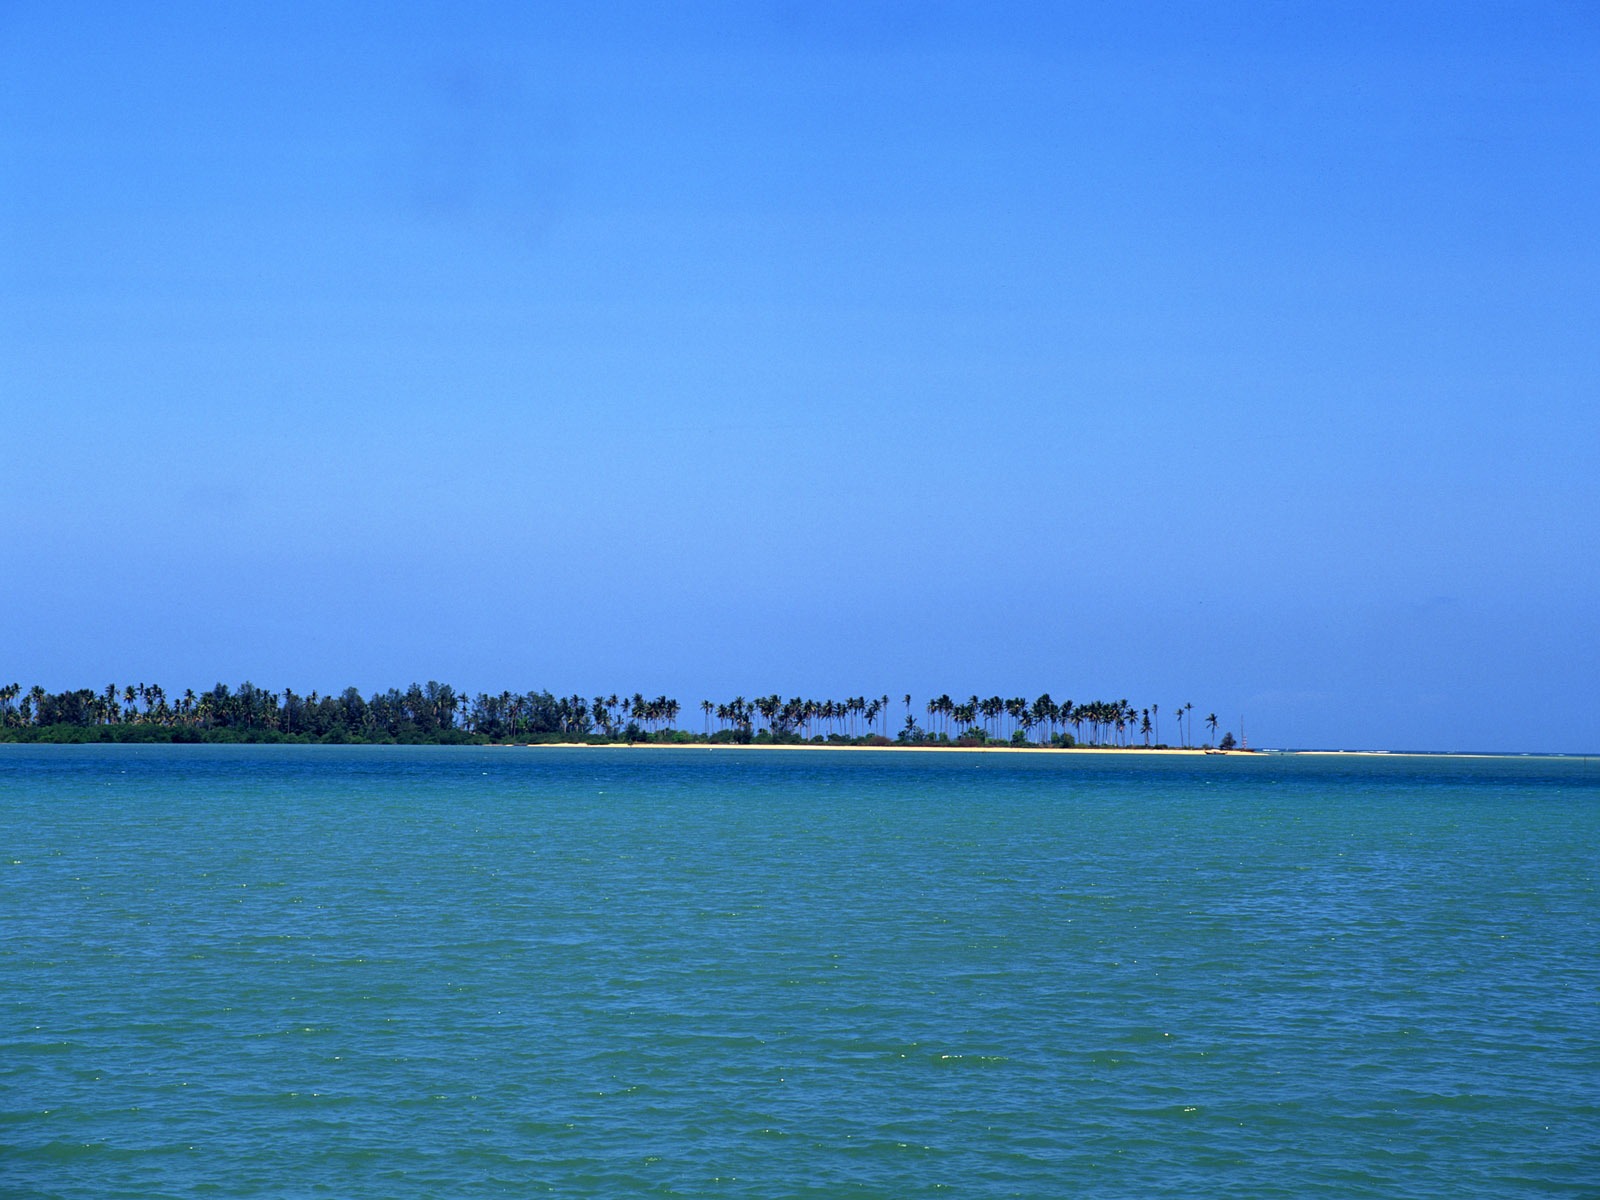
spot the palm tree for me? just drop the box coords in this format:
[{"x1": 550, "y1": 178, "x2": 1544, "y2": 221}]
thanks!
[
  {"x1": 1030, "y1": 694, "x2": 1056, "y2": 745},
  {"x1": 950, "y1": 700, "x2": 976, "y2": 736},
  {"x1": 1205, "y1": 712, "x2": 1219, "y2": 746},
  {"x1": 1004, "y1": 697, "x2": 1025, "y2": 740}
]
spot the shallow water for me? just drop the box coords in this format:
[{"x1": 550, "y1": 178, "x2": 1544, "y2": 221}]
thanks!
[{"x1": 3, "y1": 746, "x2": 1597, "y2": 1198}]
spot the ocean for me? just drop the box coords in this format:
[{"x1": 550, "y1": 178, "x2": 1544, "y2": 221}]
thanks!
[{"x1": 3, "y1": 745, "x2": 1596, "y2": 1198}]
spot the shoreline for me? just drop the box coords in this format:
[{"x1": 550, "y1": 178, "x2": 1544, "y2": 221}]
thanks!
[
  {"x1": 491, "y1": 742, "x2": 1233, "y2": 755},
  {"x1": 0, "y1": 741, "x2": 1583, "y2": 759},
  {"x1": 490, "y1": 743, "x2": 1582, "y2": 759}
]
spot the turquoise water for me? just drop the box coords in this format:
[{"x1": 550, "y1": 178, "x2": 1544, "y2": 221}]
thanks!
[{"x1": 3, "y1": 746, "x2": 1597, "y2": 1198}]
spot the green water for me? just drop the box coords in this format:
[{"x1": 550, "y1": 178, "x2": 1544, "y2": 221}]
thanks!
[{"x1": 3, "y1": 746, "x2": 1597, "y2": 1197}]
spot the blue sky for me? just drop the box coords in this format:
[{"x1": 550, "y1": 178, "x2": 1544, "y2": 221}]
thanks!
[{"x1": 3, "y1": 1, "x2": 1597, "y2": 751}]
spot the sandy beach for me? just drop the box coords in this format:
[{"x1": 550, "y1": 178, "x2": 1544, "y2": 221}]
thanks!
[
  {"x1": 493, "y1": 744, "x2": 1562, "y2": 759},
  {"x1": 495, "y1": 741, "x2": 1230, "y2": 755}
]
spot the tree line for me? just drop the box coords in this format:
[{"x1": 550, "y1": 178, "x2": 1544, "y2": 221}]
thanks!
[
  {"x1": 0, "y1": 681, "x2": 1232, "y2": 748},
  {"x1": 711, "y1": 693, "x2": 1228, "y2": 748}
]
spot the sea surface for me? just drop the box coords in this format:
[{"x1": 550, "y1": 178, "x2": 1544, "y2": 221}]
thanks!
[{"x1": 2, "y1": 745, "x2": 1597, "y2": 1199}]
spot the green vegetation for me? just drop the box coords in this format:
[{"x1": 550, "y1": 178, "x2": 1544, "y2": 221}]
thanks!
[{"x1": 0, "y1": 682, "x2": 1239, "y2": 748}]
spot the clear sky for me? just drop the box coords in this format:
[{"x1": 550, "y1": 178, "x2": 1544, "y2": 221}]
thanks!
[{"x1": 3, "y1": 2, "x2": 1597, "y2": 751}]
